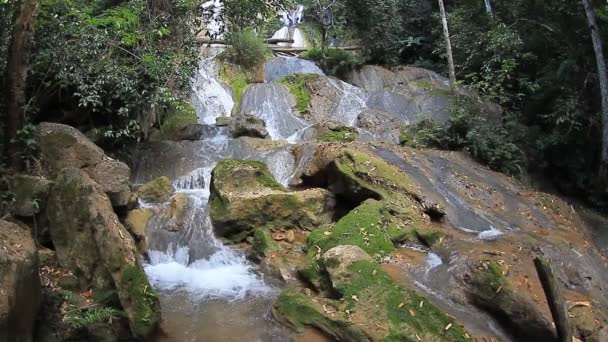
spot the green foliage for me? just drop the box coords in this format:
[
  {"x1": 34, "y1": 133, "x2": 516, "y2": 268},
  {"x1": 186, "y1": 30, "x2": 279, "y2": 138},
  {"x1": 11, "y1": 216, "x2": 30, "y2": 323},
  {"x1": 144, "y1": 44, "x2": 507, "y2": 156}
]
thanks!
[
  {"x1": 29, "y1": 0, "x2": 199, "y2": 146},
  {"x1": 12, "y1": 123, "x2": 38, "y2": 170},
  {"x1": 59, "y1": 289, "x2": 123, "y2": 330},
  {"x1": 223, "y1": 0, "x2": 277, "y2": 32},
  {"x1": 218, "y1": 63, "x2": 255, "y2": 112},
  {"x1": 279, "y1": 74, "x2": 319, "y2": 115},
  {"x1": 401, "y1": 97, "x2": 525, "y2": 177},
  {"x1": 221, "y1": 29, "x2": 269, "y2": 69},
  {"x1": 302, "y1": 48, "x2": 361, "y2": 78},
  {"x1": 159, "y1": 101, "x2": 197, "y2": 137}
]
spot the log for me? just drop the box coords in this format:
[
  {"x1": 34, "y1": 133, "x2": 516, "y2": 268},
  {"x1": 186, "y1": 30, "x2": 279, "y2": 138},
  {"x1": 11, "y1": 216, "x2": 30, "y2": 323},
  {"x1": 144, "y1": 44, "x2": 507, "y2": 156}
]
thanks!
[
  {"x1": 533, "y1": 256, "x2": 572, "y2": 342},
  {"x1": 196, "y1": 37, "x2": 295, "y2": 44},
  {"x1": 269, "y1": 46, "x2": 362, "y2": 53}
]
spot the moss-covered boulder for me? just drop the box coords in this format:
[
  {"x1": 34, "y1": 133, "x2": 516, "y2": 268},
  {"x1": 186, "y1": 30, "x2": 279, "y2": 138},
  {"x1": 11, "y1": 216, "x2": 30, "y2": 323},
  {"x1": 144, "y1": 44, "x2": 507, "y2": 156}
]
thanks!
[
  {"x1": 160, "y1": 102, "x2": 198, "y2": 139},
  {"x1": 209, "y1": 159, "x2": 335, "y2": 241},
  {"x1": 317, "y1": 124, "x2": 359, "y2": 143},
  {"x1": 279, "y1": 254, "x2": 472, "y2": 341},
  {"x1": 124, "y1": 208, "x2": 155, "y2": 238},
  {"x1": 7, "y1": 175, "x2": 52, "y2": 217},
  {"x1": 35, "y1": 122, "x2": 132, "y2": 207},
  {"x1": 137, "y1": 176, "x2": 175, "y2": 203},
  {"x1": 0, "y1": 220, "x2": 41, "y2": 342},
  {"x1": 47, "y1": 168, "x2": 160, "y2": 339}
]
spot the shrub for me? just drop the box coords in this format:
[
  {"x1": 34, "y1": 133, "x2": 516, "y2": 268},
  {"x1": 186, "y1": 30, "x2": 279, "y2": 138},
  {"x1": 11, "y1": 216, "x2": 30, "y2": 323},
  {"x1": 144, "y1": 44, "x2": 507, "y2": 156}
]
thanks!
[
  {"x1": 222, "y1": 30, "x2": 270, "y2": 69},
  {"x1": 401, "y1": 96, "x2": 525, "y2": 177},
  {"x1": 302, "y1": 48, "x2": 361, "y2": 78}
]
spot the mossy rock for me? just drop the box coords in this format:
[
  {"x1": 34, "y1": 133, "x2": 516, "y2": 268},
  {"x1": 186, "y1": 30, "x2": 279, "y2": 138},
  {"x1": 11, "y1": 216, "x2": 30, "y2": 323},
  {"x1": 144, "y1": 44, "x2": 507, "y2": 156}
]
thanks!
[
  {"x1": 8, "y1": 175, "x2": 52, "y2": 216},
  {"x1": 287, "y1": 256, "x2": 473, "y2": 341},
  {"x1": 120, "y1": 266, "x2": 161, "y2": 338},
  {"x1": 210, "y1": 159, "x2": 335, "y2": 241},
  {"x1": 252, "y1": 228, "x2": 279, "y2": 257},
  {"x1": 279, "y1": 74, "x2": 319, "y2": 115},
  {"x1": 124, "y1": 208, "x2": 154, "y2": 238},
  {"x1": 216, "y1": 116, "x2": 231, "y2": 126},
  {"x1": 318, "y1": 125, "x2": 359, "y2": 143},
  {"x1": 137, "y1": 176, "x2": 175, "y2": 203},
  {"x1": 273, "y1": 290, "x2": 369, "y2": 341},
  {"x1": 160, "y1": 101, "x2": 198, "y2": 138},
  {"x1": 218, "y1": 63, "x2": 254, "y2": 113}
]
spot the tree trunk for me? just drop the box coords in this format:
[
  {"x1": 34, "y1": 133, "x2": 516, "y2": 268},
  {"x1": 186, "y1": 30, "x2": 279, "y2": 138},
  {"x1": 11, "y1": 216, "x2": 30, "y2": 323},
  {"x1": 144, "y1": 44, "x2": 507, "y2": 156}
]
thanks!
[
  {"x1": 484, "y1": 0, "x2": 493, "y2": 17},
  {"x1": 581, "y1": 0, "x2": 608, "y2": 179},
  {"x1": 438, "y1": 0, "x2": 456, "y2": 87},
  {"x1": 4, "y1": 0, "x2": 39, "y2": 170},
  {"x1": 534, "y1": 257, "x2": 572, "y2": 342}
]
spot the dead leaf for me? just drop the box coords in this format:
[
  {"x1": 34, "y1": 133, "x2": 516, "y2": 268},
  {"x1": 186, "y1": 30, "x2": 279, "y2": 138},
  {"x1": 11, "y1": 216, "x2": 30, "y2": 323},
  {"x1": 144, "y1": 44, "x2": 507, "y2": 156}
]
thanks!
[
  {"x1": 398, "y1": 303, "x2": 405, "y2": 309},
  {"x1": 351, "y1": 295, "x2": 359, "y2": 302},
  {"x1": 445, "y1": 323, "x2": 452, "y2": 331},
  {"x1": 409, "y1": 309, "x2": 416, "y2": 316}
]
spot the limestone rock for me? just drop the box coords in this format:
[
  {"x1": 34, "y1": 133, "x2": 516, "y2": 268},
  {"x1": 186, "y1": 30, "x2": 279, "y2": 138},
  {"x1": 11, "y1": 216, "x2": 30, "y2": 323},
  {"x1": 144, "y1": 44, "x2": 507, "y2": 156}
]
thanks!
[
  {"x1": 7, "y1": 175, "x2": 51, "y2": 217},
  {"x1": 137, "y1": 176, "x2": 175, "y2": 203},
  {"x1": 35, "y1": 122, "x2": 131, "y2": 207},
  {"x1": 356, "y1": 109, "x2": 401, "y2": 143},
  {"x1": 209, "y1": 159, "x2": 335, "y2": 241},
  {"x1": 322, "y1": 245, "x2": 372, "y2": 291},
  {"x1": 172, "y1": 124, "x2": 205, "y2": 141},
  {"x1": 0, "y1": 220, "x2": 41, "y2": 342},
  {"x1": 229, "y1": 113, "x2": 269, "y2": 139},
  {"x1": 47, "y1": 168, "x2": 160, "y2": 339},
  {"x1": 158, "y1": 193, "x2": 192, "y2": 232},
  {"x1": 124, "y1": 208, "x2": 155, "y2": 238}
]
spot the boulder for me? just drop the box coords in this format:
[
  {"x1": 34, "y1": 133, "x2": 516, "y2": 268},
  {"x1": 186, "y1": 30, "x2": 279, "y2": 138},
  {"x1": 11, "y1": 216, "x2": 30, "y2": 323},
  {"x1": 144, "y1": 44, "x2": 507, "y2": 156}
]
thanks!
[
  {"x1": 137, "y1": 176, "x2": 175, "y2": 203},
  {"x1": 0, "y1": 220, "x2": 41, "y2": 342},
  {"x1": 158, "y1": 193, "x2": 192, "y2": 232},
  {"x1": 35, "y1": 122, "x2": 131, "y2": 207},
  {"x1": 295, "y1": 121, "x2": 359, "y2": 143},
  {"x1": 172, "y1": 124, "x2": 205, "y2": 141},
  {"x1": 47, "y1": 168, "x2": 160, "y2": 339},
  {"x1": 356, "y1": 109, "x2": 401, "y2": 143},
  {"x1": 229, "y1": 113, "x2": 269, "y2": 139},
  {"x1": 322, "y1": 245, "x2": 372, "y2": 290},
  {"x1": 124, "y1": 208, "x2": 155, "y2": 238},
  {"x1": 7, "y1": 175, "x2": 52, "y2": 217},
  {"x1": 209, "y1": 159, "x2": 335, "y2": 241}
]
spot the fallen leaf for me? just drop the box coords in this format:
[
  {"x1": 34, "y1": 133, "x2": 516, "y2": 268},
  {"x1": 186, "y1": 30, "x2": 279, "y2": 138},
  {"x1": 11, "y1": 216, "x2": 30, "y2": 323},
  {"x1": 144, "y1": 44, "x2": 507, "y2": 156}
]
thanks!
[
  {"x1": 445, "y1": 323, "x2": 452, "y2": 331},
  {"x1": 351, "y1": 295, "x2": 359, "y2": 302},
  {"x1": 419, "y1": 301, "x2": 424, "y2": 308},
  {"x1": 409, "y1": 309, "x2": 416, "y2": 316},
  {"x1": 398, "y1": 303, "x2": 405, "y2": 309}
]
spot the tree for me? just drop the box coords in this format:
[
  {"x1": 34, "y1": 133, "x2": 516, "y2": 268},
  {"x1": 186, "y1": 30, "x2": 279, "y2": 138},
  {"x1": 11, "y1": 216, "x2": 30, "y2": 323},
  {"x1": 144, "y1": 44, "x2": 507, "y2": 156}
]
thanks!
[
  {"x1": 4, "y1": 0, "x2": 38, "y2": 169},
  {"x1": 437, "y1": 0, "x2": 456, "y2": 87},
  {"x1": 581, "y1": 0, "x2": 608, "y2": 179}
]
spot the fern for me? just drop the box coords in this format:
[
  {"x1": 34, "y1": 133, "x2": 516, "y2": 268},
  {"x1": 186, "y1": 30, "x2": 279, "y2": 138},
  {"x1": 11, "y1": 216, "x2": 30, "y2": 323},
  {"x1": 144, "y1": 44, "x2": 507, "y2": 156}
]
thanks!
[{"x1": 65, "y1": 307, "x2": 123, "y2": 329}]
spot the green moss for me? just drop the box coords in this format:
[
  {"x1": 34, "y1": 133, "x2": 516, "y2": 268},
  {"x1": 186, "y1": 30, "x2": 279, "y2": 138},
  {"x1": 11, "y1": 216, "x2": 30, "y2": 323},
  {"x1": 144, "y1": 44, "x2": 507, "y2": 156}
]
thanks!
[
  {"x1": 416, "y1": 229, "x2": 446, "y2": 247},
  {"x1": 279, "y1": 74, "x2": 319, "y2": 115},
  {"x1": 470, "y1": 262, "x2": 514, "y2": 312},
  {"x1": 274, "y1": 290, "x2": 369, "y2": 341},
  {"x1": 414, "y1": 79, "x2": 435, "y2": 90},
  {"x1": 306, "y1": 199, "x2": 407, "y2": 258},
  {"x1": 334, "y1": 149, "x2": 419, "y2": 202},
  {"x1": 160, "y1": 101, "x2": 197, "y2": 136},
  {"x1": 253, "y1": 228, "x2": 279, "y2": 256},
  {"x1": 216, "y1": 116, "x2": 231, "y2": 126},
  {"x1": 137, "y1": 176, "x2": 174, "y2": 203},
  {"x1": 218, "y1": 63, "x2": 254, "y2": 112},
  {"x1": 213, "y1": 159, "x2": 285, "y2": 191},
  {"x1": 318, "y1": 126, "x2": 359, "y2": 143},
  {"x1": 120, "y1": 266, "x2": 160, "y2": 339}
]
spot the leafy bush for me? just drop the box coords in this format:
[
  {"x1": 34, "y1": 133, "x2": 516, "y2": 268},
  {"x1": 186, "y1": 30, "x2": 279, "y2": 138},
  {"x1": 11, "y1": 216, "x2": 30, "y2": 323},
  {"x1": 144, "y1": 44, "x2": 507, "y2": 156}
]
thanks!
[
  {"x1": 28, "y1": 0, "x2": 199, "y2": 146},
  {"x1": 221, "y1": 30, "x2": 270, "y2": 69},
  {"x1": 401, "y1": 96, "x2": 525, "y2": 177},
  {"x1": 303, "y1": 48, "x2": 361, "y2": 78}
]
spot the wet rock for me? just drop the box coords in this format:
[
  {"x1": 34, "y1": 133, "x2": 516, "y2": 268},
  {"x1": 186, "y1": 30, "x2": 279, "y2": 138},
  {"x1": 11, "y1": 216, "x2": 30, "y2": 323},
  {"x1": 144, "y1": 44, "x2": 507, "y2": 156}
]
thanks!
[
  {"x1": 322, "y1": 245, "x2": 372, "y2": 290},
  {"x1": 347, "y1": 65, "x2": 397, "y2": 92},
  {"x1": 124, "y1": 208, "x2": 155, "y2": 238},
  {"x1": 158, "y1": 193, "x2": 192, "y2": 232},
  {"x1": 137, "y1": 176, "x2": 175, "y2": 203},
  {"x1": 216, "y1": 116, "x2": 231, "y2": 126},
  {"x1": 229, "y1": 113, "x2": 269, "y2": 139},
  {"x1": 239, "y1": 83, "x2": 308, "y2": 139},
  {"x1": 356, "y1": 109, "x2": 401, "y2": 143},
  {"x1": 0, "y1": 220, "x2": 41, "y2": 342},
  {"x1": 172, "y1": 124, "x2": 205, "y2": 141},
  {"x1": 47, "y1": 168, "x2": 160, "y2": 339},
  {"x1": 35, "y1": 122, "x2": 131, "y2": 207},
  {"x1": 264, "y1": 57, "x2": 324, "y2": 83},
  {"x1": 7, "y1": 175, "x2": 51, "y2": 216},
  {"x1": 209, "y1": 159, "x2": 335, "y2": 241}
]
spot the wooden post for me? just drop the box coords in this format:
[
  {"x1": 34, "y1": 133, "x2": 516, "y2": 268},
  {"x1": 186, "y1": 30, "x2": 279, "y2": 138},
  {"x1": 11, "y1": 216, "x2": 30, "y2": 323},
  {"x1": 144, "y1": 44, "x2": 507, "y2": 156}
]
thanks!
[{"x1": 533, "y1": 256, "x2": 572, "y2": 342}]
